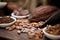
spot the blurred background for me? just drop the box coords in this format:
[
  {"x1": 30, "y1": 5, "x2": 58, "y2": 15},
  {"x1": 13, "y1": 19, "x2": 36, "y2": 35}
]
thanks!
[{"x1": 0, "y1": 0, "x2": 60, "y2": 13}]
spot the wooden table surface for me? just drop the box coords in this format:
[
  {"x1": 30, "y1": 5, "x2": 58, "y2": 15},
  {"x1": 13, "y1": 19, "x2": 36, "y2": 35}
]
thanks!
[{"x1": 0, "y1": 28, "x2": 50, "y2": 40}]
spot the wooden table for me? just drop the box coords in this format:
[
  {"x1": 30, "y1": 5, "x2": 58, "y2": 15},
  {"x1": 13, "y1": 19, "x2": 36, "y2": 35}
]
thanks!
[{"x1": 0, "y1": 28, "x2": 50, "y2": 40}]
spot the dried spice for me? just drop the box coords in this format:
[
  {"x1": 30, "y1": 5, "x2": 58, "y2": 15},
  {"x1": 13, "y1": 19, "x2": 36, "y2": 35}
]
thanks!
[
  {"x1": 14, "y1": 9, "x2": 29, "y2": 16},
  {"x1": 46, "y1": 24, "x2": 60, "y2": 35},
  {"x1": 27, "y1": 28, "x2": 43, "y2": 40},
  {"x1": 0, "y1": 16, "x2": 14, "y2": 24},
  {"x1": 6, "y1": 19, "x2": 44, "y2": 40}
]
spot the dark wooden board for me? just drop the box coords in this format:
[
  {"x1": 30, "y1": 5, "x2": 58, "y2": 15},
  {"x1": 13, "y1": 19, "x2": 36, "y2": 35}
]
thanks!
[
  {"x1": 0, "y1": 29, "x2": 30, "y2": 40},
  {"x1": 0, "y1": 28, "x2": 50, "y2": 40}
]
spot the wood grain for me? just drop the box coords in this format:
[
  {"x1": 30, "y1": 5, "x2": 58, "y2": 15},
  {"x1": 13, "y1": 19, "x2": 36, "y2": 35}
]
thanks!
[{"x1": 0, "y1": 28, "x2": 49, "y2": 40}]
